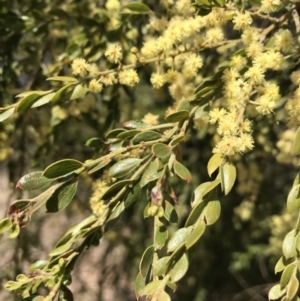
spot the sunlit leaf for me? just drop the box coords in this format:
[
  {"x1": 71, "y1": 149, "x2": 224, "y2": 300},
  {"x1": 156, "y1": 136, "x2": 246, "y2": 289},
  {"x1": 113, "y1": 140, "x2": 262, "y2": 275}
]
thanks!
[
  {"x1": 0, "y1": 108, "x2": 15, "y2": 122},
  {"x1": 207, "y1": 154, "x2": 223, "y2": 177},
  {"x1": 167, "y1": 227, "x2": 193, "y2": 253},
  {"x1": 139, "y1": 245, "x2": 154, "y2": 279},
  {"x1": 169, "y1": 253, "x2": 189, "y2": 283},
  {"x1": 220, "y1": 161, "x2": 236, "y2": 195},
  {"x1": 155, "y1": 225, "x2": 168, "y2": 250},
  {"x1": 282, "y1": 230, "x2": 296, "y2": 259},
  {"x1": 0, "y1": 218, "x2": 13, "y2": 234},
  {"x1": 132, "y1": 131, "x2": 162, "y2": 144},
  {"x1": 173, "y1": 160, "x2": 192, "y2": 183},
  {"x1": 268, "y1": 284, "x2": 286, "y2": 300},
  {"x1": 16, "y1": 171, "x2": 54, "y2": 191}
]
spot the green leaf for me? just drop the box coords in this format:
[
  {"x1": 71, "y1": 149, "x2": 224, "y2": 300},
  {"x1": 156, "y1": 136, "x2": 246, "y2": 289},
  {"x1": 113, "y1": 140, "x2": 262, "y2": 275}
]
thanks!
[
  {"x1": 31, "y1": 92, "x2": 56, "y2": 108},
  {"x1": 124, "y1": 182, "x2": 143, "y2": 208},
  {"x1": 101, "y1": 180, "x2": 132, "y2": 201},
  {"x1": 16, "y1": 171, "x2": 54, "y2": 191},
  {"x1": 280, "y1": 262, "x2": 296, "y2": 288},
  {"x1": 202, "y1": 199, "x2": 221, "y2": 225},
  {"x1": 153, "y1": 256, "x2": 171, "y2": 277},
  {"x1": 51, "y1": 83, "x2": 76, "y2": 102},
  {"x1": 268, "y1": 284, "x2": 286, "y2": 300},
  {"x1": 0, "y1": 218, "x2": 13, "y2": 234},
  {"x1": 17, "y1": 94, "x2": 41, "y2": 111},
  {"x1": 167, "y1": 227, "x2": 193, "y2": 253},
  {"x1": 293, "y1": 127, "x2": 300, "y2": 156},
  {"x1": 117, "y1": 129, "x2": 141, "y2": 139},
  {"x1": 169, "y1": 253, "x2": 189, "y2": 283},
  {"x1": 207, "y1": 154, "x2": 223, "y2": 177},
  {"x1": 287, "y1": 275, "x2": 299, "y2": 300},
  {"x1": 139, "y1": 245, "x2": 154, "y2": 278},
  {"x1": 141, "y1": 280, "x2": 163, "y2": 296},
  {"x1": 106, "y1": 128, "x2": 126, "y2": 139},
  {"x1": 132, "y1": 131, "x2": 162, "y2": 144},
  {"x1": 123, "y1": 120, "x2": 149, "y2": 129},
  {"x1": 287, "y1": 184, "x2": 300, "y2": 214},
  {"x1": 185, "y1": 220, "x2": 206, "y2": 249},
  {"x1": 176, "y1": 99, "x2": 191, "y2": 112},
  {"x1": 123, "y1": 3, "x2": 151, "y2": 13},
  {"x1": 155, "y1": 225, "x2": 168, "y2": 250},
  {"x1": 275, "y1": 257, "x2": 286, "y2": 274},
  {"x1": 282, "y1": 230, "x2": 296, "y2": 259},
  {"x1": 165, "y1": 110, "x2": 189, "y2": 123},
  {"x1": 220, "y1": 162, "x2": 236, "y2": 195},
  {"x1": 49, "y1": 241, "x2": 73, "y2": 257},
  {"x1": 170, "y1": 134, "x2": 185, "y2": 147},
  {"x1": 201, "y1": 178, "x2": 221, "y2": 199},
  {"x1": 174, "y1": 160, "x2": 192, "y2": 183},
  {"x1": 140, "y1": 159, "x2": 160, "y2": 187},
  {"x1": 135, "y1": 272, "x2": 146, "y2": 299},
  {"x1": 43, "y1": 159, "x2": 83, "y2": 179},
  {"x1": 87, "y1": 158, "x2": 111, "y2": 174},
  {"x1": 109, "y1": 158, "x2": 141, "y2": 178},
  {"x1": 185, "y1": 201, "x2": 207, "y2": 227},
  {"x1": 152, "y1": 143, "x2": 172, "y2": 158},
  {"x1": 85, "y1": 138, "x2": 104, "y2": 148},
  {"x1": 70, "y1": 84, "x2": 89, "y2": 100},
  {"x1": 9, "y1": 224, "x2": 20, "y2": 238},
  {"x1": 46, "y1": 180, "x2": 78, "y2": 212},
  {"x1": 164, "y1": 201, "x2": 178, "y2": 223},
  {"x1": 0, "y1": 107, "x2": 15, "y2": 122},
  {"x1": 47, "y1": 76, "x2": 77, "y2": 82}
]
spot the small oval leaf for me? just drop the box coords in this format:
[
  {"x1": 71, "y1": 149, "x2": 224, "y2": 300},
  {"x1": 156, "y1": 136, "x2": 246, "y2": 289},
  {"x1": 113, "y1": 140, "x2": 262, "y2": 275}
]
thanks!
[
  {"x1": 132, "y1": 131, "x2": 162, "y2": 144},
  {"x1": 0, "y1": 218, "x2": 13, "y2": 234},
  {"x1": 101, "y1": 179, "x2": 132, "y2": 201},
  {"x1": 109, "y1": 158, "x2": 141, "y2": 178},
  {"x1": 124, "y1": 3, "x2": 151, "y2": 13},
  {"x1": 16, "y1": 171, "x2": 54, "y2": 191},
  {"x1": 167, "y1": 227, "x2": 193, "y2": 253},
  {"x1": 268, "y1": 284, "x2": 286, "y2": 300},
  {"x1": 0, "y1": 108, "x2": 15, "y2": 122},
  {"x1": 155, "y1": 225, "x2": 168, "y2": 250},
  {"x1": 46, "y1": 180, "x2": 78, "y2": 212},
  {"x1": 165, "y1": 110, "x2": 189, "y2": 123},
  {"x1": 169, "y1": 253, "x2": 189, "y2": 283},
  {"x1": 280, "y1": 262, "x2": 296, "y2": 288},
  {"x1": 207, "y1": 154, "x2": 223, "y2": 177},
  {"x1": 282, "y1": 230, "x2": 296, "y2": 259},
  {"x1": 203, "y1": 199, "x2": 221, "y2": 225},
  {"x1": 43, "y1": 159, "x2": 83, "y2": 179},
  {"x1": 185, "y1": 220, "x2": 206, "y2": 249},
  {"x1": 153, "y1": 256, "x2": 171, "y2": 277},
  {"x1": 70, "y1": 84, "x2": 89, "y2": 100},
  {"x1": 174, "y1": 160, "x2": 192, "y2": 183},
  {"x1": 287, "y1": 184, "x2": 300, "y2": 214},
  {"x1": 152, "y1": 143, "x2": 172, "y2": 158},
  {"x1": 220, "y1": 162, "x2": 236, "y2": 195},
  {"x1": 140, "y1": 159, "x2": 160, "y2": 187},
  {"x1": 139, "y1": 245, "x2": 154, "y2": 279},
  {"x1": 287, "y1": 275, "x2": 299, "y2": 300}
]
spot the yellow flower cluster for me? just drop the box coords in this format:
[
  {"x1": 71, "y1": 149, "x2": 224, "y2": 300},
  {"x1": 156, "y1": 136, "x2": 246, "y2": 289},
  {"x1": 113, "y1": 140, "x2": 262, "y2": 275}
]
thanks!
[{"x1": 89, "y1": 179, "x2": 109, "y2": 216}]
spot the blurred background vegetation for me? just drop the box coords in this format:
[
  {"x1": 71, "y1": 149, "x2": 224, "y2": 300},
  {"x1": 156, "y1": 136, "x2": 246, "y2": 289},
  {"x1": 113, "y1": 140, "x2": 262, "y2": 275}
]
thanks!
[{"x1": 0, "y1": 0, "x2": 297, "y2": 300}]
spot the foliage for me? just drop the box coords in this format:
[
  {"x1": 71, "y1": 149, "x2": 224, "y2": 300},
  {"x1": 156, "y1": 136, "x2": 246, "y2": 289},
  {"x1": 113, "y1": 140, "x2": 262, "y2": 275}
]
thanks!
[{"x1": 1, "y1": 0, "x2": 300, "y2": 300}]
